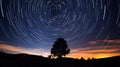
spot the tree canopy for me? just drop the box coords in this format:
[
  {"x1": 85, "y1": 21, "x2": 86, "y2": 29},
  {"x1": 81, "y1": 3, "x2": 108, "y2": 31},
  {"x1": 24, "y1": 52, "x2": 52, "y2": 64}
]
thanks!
[{"x1": 51, "y1": 38, "x2": 70, "y2": 58}]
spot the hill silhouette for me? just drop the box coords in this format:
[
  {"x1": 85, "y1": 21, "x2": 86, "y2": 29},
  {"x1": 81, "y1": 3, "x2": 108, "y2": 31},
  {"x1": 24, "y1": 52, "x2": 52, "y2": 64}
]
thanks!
[{"x1": 0, "y1": 52, "x2": 120, "y2": 67}]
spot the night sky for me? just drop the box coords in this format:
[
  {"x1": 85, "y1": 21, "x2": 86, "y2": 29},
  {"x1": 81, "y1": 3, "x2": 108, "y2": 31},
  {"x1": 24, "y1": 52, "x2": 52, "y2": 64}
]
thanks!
[{"x1": 0, "y1": 0, "x2": 120, "y2": 59}]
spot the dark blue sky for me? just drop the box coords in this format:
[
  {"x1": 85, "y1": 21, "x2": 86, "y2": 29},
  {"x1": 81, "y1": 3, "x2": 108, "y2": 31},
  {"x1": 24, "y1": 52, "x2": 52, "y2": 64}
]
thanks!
[{"x1": 0, "y1": 0, "x2": 120, "y2": 58}]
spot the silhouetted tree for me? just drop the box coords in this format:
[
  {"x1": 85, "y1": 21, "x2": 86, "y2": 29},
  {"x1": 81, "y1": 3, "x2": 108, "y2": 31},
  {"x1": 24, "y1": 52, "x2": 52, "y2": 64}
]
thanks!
[
  {"x1": 0, "y1": 51, "x2": 5, "y2": 54},
  {"x1": 51, "y1": 38, "x2": 70, "y2": 58},
  {"x1": 80, "y1": 57, "x2": 85, "y2": 61}
]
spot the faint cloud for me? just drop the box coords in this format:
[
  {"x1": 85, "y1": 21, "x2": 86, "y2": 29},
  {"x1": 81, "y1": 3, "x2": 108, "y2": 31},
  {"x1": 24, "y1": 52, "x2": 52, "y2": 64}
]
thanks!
[
  {"x1": 0, "y1": 44, "x2": 49, "y2": 57},
  {"x1": 89, "y1": 40, "x2": 120, "y2": 45}
]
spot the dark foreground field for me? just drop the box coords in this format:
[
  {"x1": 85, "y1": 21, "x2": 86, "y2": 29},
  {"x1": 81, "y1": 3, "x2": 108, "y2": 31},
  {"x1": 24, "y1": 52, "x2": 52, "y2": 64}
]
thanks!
[{"x1": 0, "y1": 52, "x2": 120, "y2": 67}]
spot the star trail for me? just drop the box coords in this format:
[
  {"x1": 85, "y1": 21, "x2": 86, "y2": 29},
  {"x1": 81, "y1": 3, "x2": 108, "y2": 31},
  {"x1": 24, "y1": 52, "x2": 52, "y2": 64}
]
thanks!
[{"x1": 0, "y1": 0, "x2": 120, "y2": 58}]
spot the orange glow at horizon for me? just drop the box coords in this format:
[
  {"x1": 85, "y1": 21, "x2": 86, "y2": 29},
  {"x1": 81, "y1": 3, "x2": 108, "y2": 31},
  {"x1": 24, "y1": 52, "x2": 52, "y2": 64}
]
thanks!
[
  {"x1": 67, "y1": 53, "x2": 120, "y2": 59},
  {"x1": 66, "y1": 39, "x2": 120, "y2": 59},
  {"x1": 67, "y1": 45, "x2": 120, "y2": 59}
]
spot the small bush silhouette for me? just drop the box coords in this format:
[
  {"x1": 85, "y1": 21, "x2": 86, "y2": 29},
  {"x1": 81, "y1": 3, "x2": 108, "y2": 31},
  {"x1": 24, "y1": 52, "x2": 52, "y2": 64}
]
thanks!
[{"x1": 51, "y1": 38, "x2": 70, "y2": 58}]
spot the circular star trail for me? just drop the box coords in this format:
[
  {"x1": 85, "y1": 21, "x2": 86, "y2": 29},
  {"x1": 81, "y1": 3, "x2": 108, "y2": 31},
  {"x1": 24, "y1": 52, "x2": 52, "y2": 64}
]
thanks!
[{"x1": 0, "y1": 0, "x2": 120, "y2": 48}]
